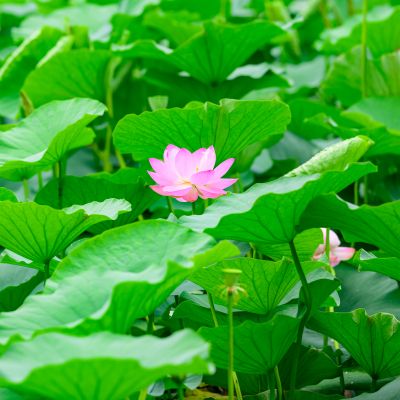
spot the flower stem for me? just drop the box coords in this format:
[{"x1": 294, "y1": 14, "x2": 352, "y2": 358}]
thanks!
[
  {"x1": 207, "y1": 292, "x2": 219, "y2": 327},
  {"x1": 268, "y1": 370, "x2": 276, "y2": 400},
  {"x1": 146, "y1": 312, "x2": 155, "y2": 334},
  {"x1": 57, "y1": 159, "x2": 64, "y2": 209},
  {"x1": 138, "y1": 388, "x2": 147, "y2": 400},
  {"x1": 44, "y1": 260, "x2": 50, "y2": 281},
  {"x1": 274, "y1": 366, "x2": 283, "y2": 400},
  {"x1": 361, "y1": 0, "x2": 368, "y2": 98},
  {"x1": 192, "y1": 201, "x2": 196, "y2": 215},
  {"x1": 167, "y1": 197, "x2": 175, "y2": 216},
  {"x1": 37, "y1": 172, "x2": 43, "y2": 191},
  {"x1": 227, "y1": 288, "x2": 234, "y2": 400},
  {"x1": 288, "y1": 240, "x2": 312, "y2": 397},
  {"x1": 22, "y1": 179, "x2": 30, "y2": 201}
]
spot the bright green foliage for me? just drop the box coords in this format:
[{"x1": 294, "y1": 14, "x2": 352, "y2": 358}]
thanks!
[{"x1": 0, "y1": 330, "x2": 213, "y2": 400}]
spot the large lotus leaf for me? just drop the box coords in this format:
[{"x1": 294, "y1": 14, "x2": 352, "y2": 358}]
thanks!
[
  {"x1": 0, "y1": 188, "x2": 17, "y2": 202},
  {"x1": 318, "y1": 6, "x2": 400, "y2": 57},
  {"x1": 308, "y1": 309, "x2": 400, "y2": 379},
  {"x1": 0, "y1": 221, "x2": 236, "y2": 345},
  {"x1": 181, "y1": 162, "x2": 375, "y2": 245},
  {"x1": 0, "y1": 264, "x2": 41, "y2": 312},
  {"x1": 335, "y1": 264, "x2": 400, "y2": 319},
  {"x1": 353, "y1": 377, "x2": 400, "y2": 399},
  {"x1": 199, "y1": 314, "x2": 299, "y2": 374},
  {"x1": 0, "y1": 26, "x2": 63, "y2": 118},
  {"x1": 286, "y1": 136, "x2": 373, "y2": 177},
  {"x1": 13, "y1": 4, "x2": 117, "y2": 42},
  {"x1": 323, "y1": 47, "x2": 400, "y2": 107},
  {"x1": 0, "y1": 330, "x2": 213, "y2": 400},
  {"x1": 257, "y1": 229, "x2": 323, "y2": 262},
  {"x1": 22, "y1": 49, "x2": 111, "y2": 107},
  {"x1": 342, "y1": 97, "x2": 400, "y2": 133},
  {"x1": 114, "y1": 98, "x2": 290, "y2": 163},
  {"x1": 300, "y1": 194, "x2": 400, "y2": 258},
  {"x1": 35, "y1": 169, "x2": 157, "y2": 233},
  {"x1": 191, "y1": 258, "x2": 321, "y2": 314},
  {"x1": 113, "y1": 20, "x2": 285, "y2": 84},
  {"x1": 356, "y1": 250, "x2": 400, "y2": 281},
  {"x1": 0, "y1": 98, "x2": 106, "y2": 181},
  {"x1": 0, "y1": 199, "x2": 131, "y2": 264}
]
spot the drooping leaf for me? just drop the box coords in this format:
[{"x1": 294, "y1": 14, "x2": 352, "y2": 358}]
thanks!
[
  {"x1": 0, "y1": 199, "x2": 131, "y2": 264},
  {"x1": 181, "y1": 163, "x2": 375, "y2": 245},
  {"x1": 191, "y1": 258, "x2": 321, "y2": 314},
  {"x1": 13, "y1": 4, "x2": 118, "y2": 42},
  {"x1": 22, "y1": 49, "x2": 111, "y2": 107},
  {"x1": 35, "y1": 169, "x2": 157, "y2": 233},
  {"x1": 342, "y1": 97, "x2": 400, "y2": 133},
  {"x1": 199, "y1": 314, "x2": 299, "y2": 374},
  {"x1": 113, "y1": 20, "x2": 285, "y2": 84},
  {"x1": 113, "y1": 98, "x2": 290, "y2": 164},
  {"x1": 300, "y1": 194, "x2": 400, "y2": 258},
  {"x1": 0, "y1": 264, "x2": 41, "y2": 312},
  {"x1": 309, "y1": 309, "x2": 400, "y2": 379},
  {"x1": 323, "y1": 47, "x2": 400, "y2": 107},
  {"x1": 356, "y1": 250, "x2": 400, "y2": 281},
  {"x1": 335, "y1": 264, "x2": 400, "y2": 319},
  {"x1": 0, "y1": 221, "x2": 234, "y2": 346},
  {"x1": 0, "y1": 26, "x2": 63, "y2": 118},
  {"x1": 0, "y1": 330, "x2": 213, "y2": 400},
  {"x1": 0, "y1": 98, "x2": 106, "y2": 181}
]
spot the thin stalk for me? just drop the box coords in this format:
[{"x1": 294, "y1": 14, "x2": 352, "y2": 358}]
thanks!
[
  {"x1": 22, "y1": 179, "x2": 30, "y2": 201},
  {"x1": 354, "y1": 180, "x2": 360, "y2": 205},
  {"x1": 207, "y1": 292, "x2": 242, "y2": 399},
  {"x1": 103, "y1": 125, "x2": 113, "y2": 172},
  {"x1": 364, "y1": 175, "x2": 369, "y2": 204},
  {"x1": 207, "y1": 292, "x2": 219, "y2": 327},
  {"x1": 174, "y1": 295, "x2": 184, "y2": 330},
  {"x1": 115, "y1": 149, "x2": 127, "y2": 169},
  {"x1": 37, "y1": 172, "x2": 43, "y2": 191},
  {"x1": 319, "y1": 0, "x2": 332, "y2": 28},
  {"x1": 268, "y1": 370, "x2": 276, "y2": 400},
  {"x1": 361, "y1": 0, "x2": 368, "y2": 98},
  {"x1": 138, "y1": 388, "x2": 147, "y2": 400},
  {"x1": 167, "y1": 197, "x2": 175, "y2": 216},
  {"x1": 235, "y1": 172, "x2": 243, "y2": 193},
  {"x1": 192, "y1": 201, "x2": 196, "y2": 215},
  {"x1": 274, "y1": 366, "x2": 283, "y2": 400},
  {"x1": 57, "y1": 159, "x2": 64, "y2": 209},
  {"x1": 288, "y1": 240, "x2": 312, "y2": 397},
  {"x1": 147, "y1": 312, "x2": 155, "y2": 334},
  {"x1": 44, "y1": 261, "x2": 50, "y2": 281},
  {"x1": 347, "y1": 0, "x2": 355, "y2": 15},
  {"x1": 227, "y1": 289, "x2": 234, "y2": 400},
  {"x1": 177, "y1": 384, "x2": 185, "y2": 400},
  {"x1": 371, "y1": 375, "x2": 378, "y2": 392}
]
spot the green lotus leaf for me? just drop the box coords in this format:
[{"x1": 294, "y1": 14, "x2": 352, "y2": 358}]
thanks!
[
  {"x1": 0, "y1": 199, "x2": 131, "y2": 264},
  {"x1": 0, "y1": 221, "x2": 236, "y2": 346},
  {"x1": 0, "y1": 330, "x2": 213, "y2": 400},
  {"x1": 0, "y1": 98, "x2": 106, "y2": 181},
  {"x1": 309, "y1": 309, "x2": 400, "y2": 380},
  {"x1": 199, "y1": 314, "x2": 299, "y2": 374},
  {"x1": 0, "y1": 26, "x2": 63, "y2": 118}
]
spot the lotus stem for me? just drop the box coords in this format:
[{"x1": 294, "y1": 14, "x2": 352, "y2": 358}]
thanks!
[
  {"x1": 167, "y1": 197, "x2": 175, "y2": 216},
  {"x1": 37, "y1": 171, "x2": 43, "y2": 191},
  {"x1": 274, "y1": 366, "x2": 283, "y2": 400},
  {"x1": 22, "y1": 179, "x2": 30, "y2": 201},
  {"x1": 361, "y1": 0, "x2": 368, "y2": 98},
  {"x1": 192, "y1": 201, "x2": 196, "y2": 215},
  {"x1": 207, "y1": 292, "x2": 219, "y2": 327},
  {"x1": 288, "y1": 240, "x2": 313, "y2": 398},
  {"x1": 227, "y1": 288, "x2": 234, "y2": 400}
]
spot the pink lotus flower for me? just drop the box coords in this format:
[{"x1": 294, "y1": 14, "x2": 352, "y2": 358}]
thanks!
[
  {"x1": 313, "y1": 228, "x2": 355, "y2": 267},
  {"x1": 148, "y1": 145, "x2": 237, "y2": 202}
]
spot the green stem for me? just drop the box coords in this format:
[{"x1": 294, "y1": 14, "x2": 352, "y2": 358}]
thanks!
[
  {"x1": 147, "y1": 312, "x2": 155, "y2": 334},
  {"x1": 192, "y1": 201, "x2": 196, "y2": 215},
  {"x1": 227, "y1": 290, "x2": 234, "y2": 400},
  {"x1": 103, "y1": 125, "x2": 113, "y2": 172},
  {"x1": 274, "y1": 366, "x2": 283, "y2": 400},
  {"x1": 167, "y1": 197, "x2": 175, "y2": 216},
  {"x1": 268, "y1": 370, "x2": 276, "y2": 400},
  {"x1": 354, "y1": 180, "x2": 360, "y2": 205},
  {"x1": 361, "y1": 0, "x2": 368, "y2": 98},
  {"x1": 57, "y1": 160, "x2": 64, "y2": 209},
  {"x1": 371, "y1": 375, "x2": 378, "y2": 392},
  {"x1": 22, "y1": 179, "x2": 30, "y2": 201},
  {"x1": 177, "y1": 384, "x2": 185, "y2": 400},
  {"x1": 44, "y1": 261, "x2": 50, "y2": 281},
  {"x1": 174, "y1": 295, "x2": 184, "y2": 330},
  {"x1": 37, "y1": 172, "x2": 43, "y2": 191},
  {"x1": 115, "y1": 149, "x2": 127, "y2": 169},
  {"x1": 364, "y1": 175, "x2": 369, "y2": 204},
  {"x1": 347, "y1": 0, "x2": 355, "y2": 15},
  {"x1": 138, "y1": 388, "x2": 147, "y2": 400},
  {"x1": 207, "y1": 292, "x2": 219, "y2": 327},
  {"x1": 288, "y1": 240, "x2": 313, "y2": 398},
  {"x1": 233, "y1": 372, "x2": 243, "y2": 400}
]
